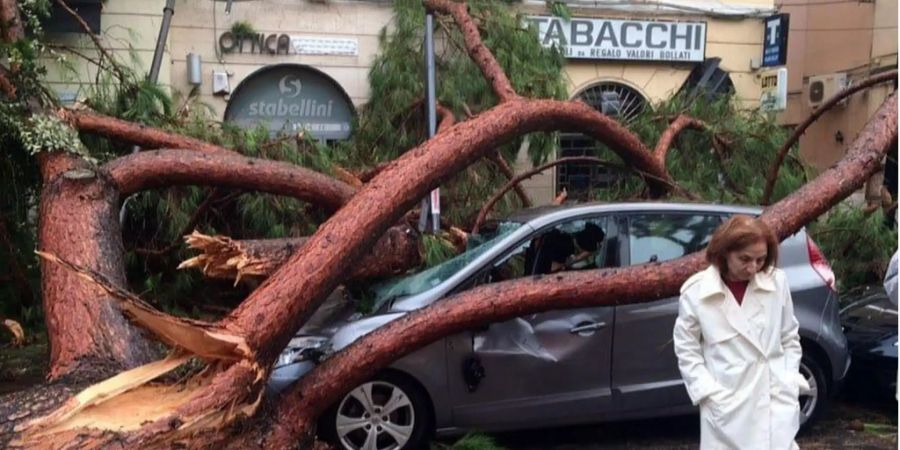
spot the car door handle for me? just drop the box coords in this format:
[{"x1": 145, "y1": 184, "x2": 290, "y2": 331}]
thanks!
[{"x1": 570, "y1": 321, "x2": 608, "y2": 335}]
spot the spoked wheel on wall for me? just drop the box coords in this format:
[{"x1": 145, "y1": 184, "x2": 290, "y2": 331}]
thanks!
[
  {"x1": 799, "y1": 355, "x2": 828, "y2": 430},
  {"x1": 321, "y1": 373, "x2": 433, "y2": 450}
]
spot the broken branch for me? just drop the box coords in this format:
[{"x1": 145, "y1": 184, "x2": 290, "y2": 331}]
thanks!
[
  {"x1": 35, "y1": 251, "x2": 249, "y2": 361},
  {"x1": 59, "y1": 109, "x2": 234, "y2": 154},
  {"x1": 179, "y1": 225, "x2": 421, "y2": 285},
  {"x1": 653, "y1": 114, "x2": 707, "y2": 164},
  {"x1": 488, "y1": 151, "x2": 532, "y2": 208}
]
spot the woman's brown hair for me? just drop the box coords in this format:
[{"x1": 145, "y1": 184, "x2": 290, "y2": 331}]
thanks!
[{"x1": 706, "y1": 215, "x2": 779, "y2": 273}]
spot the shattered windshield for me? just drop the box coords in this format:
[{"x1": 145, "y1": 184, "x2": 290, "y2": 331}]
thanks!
[{"x1": 369, "y1": 222, "x2": 523, "y2": 312}]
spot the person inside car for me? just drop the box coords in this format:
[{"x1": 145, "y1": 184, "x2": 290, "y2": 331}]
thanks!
[
  {"x1": 566, "y1": 222, "x2": 606, "y2": 270},
  {"x1": 526, "y1": 229, "x2": 575, "y2": 275}
]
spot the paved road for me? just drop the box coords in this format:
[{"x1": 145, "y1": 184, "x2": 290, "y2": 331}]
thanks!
[{"x1": 480, "y1": 396, "x2": 897, "y2": 450}]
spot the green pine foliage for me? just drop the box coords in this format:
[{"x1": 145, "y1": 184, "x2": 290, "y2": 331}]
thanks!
[
  {"x1": 808, "y1": 207, "x2": 897, "y2": 294},
  {"x1": 587, "y1": 92, "x2": 895, "y2": 292},
  {"x1": 230, "y1": 21, "x2": 257, "y2": 40},
  {"x1": 432, "y1": 433, "x2": 508, "y2": 450},
  {"x1": 591, "y1": 93, "x2": 810, "y2": 206},
  {"x1": 421, "y1": 233, "x2": 458, "y2": 267}
]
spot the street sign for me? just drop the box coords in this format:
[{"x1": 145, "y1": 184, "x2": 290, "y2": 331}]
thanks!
[
  {"x1": 760, "y1": 67, "x2": 788, "y2": 112},
  {"x1": 762, "y1": 14, "x2": 789, "y2": 67}
]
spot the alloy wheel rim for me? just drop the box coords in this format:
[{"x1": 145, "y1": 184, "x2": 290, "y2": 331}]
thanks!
[
  {"x1": 798, "y1": 362, "x2": 818, "y2": 426},
  {"x1": 336, "y1": 381, "x2": 415, "y2": 450}
]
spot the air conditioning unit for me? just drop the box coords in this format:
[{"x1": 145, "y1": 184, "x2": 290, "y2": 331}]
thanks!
[{"x1": 807, "y1": 73, "x2": 848, "y2": 108}]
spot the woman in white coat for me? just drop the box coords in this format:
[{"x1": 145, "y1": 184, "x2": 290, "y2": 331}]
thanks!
[{"x1": 673, "y1": 215, "x2": 809, "y2": 450}]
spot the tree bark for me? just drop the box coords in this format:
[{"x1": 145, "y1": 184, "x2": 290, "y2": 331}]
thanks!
[
  {"x1": 424, "y1": 0, "x2": 517, "y2": 103},
  {"x1": 59, "y1": 109, "x2": 233, "y2": 155},
  {"x1": 653, "y1": 114, "x2": 707, "y2": 164},
  {"x1": 0, "y1": 0, "x2": 23, "y2": 48},
  {"x1": 104, "y1": 150, "x2": 356, "y2": 212},
  {"x1": 179, "y1": 225, "x2": 421, "y2": 284},
  {"x1": 37, "y1": 152, "x2": 156, "y2": 381}
]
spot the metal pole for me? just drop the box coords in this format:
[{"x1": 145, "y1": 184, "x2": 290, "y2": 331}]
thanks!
[
  {"x1": 148, "y1": 0, "x2": 176, "y2": 83},
  {"x1": 425, "y1": 13, "x2": 441, "y2": 233},
  {"x1": 122, "y1": 0, "x2": 176, "y2": 224},
  {"x1": 418, "y1": 13, "x2": 438, "y2": 232}
]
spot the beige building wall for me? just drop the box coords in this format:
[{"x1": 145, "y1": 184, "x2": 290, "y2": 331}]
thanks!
[
  {"x1": 42, "y1": 0, "x2": 784, "y2": 207},
  {"x1": 168, "y1": 0, "x2": 393, "y2": 114},
  {"x1": 41, "y1": 0, "x2": 171, "y2": 101},
  {"x1": 778, "y1": 0, "x2": 896, "y2": 173}
]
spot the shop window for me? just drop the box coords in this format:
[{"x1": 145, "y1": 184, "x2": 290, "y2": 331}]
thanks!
[
  {"x1": 679, "y1": 58, "x2": 735, "y2": 102},
  {"x1": 557, "y1": 82, "x2": 648, "y2": 201},
  {"x1": 43, "y1": 0, "x2": 102, "y2": 34}
]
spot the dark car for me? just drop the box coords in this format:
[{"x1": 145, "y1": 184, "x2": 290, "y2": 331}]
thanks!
[
  {"x1": 841, "y1": 285, "x2": 898, "y2": 396},
  {"x1": 271, "y1": 202, "x2": 851, "y2": 450}
]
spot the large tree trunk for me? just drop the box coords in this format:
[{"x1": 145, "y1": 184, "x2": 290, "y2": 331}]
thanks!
[{"x1": 37, "y1": 152, "x2": 156, "y2": 380}]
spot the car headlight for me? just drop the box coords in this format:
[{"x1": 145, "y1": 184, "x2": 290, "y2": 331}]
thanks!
[{"x1": 274, "y1": 336, "x2": 331, "y2": 369}]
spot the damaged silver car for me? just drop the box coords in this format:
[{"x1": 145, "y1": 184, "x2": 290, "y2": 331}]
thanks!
[{"x1": 270, "y1": 202, "x2": 850, "y2": 450}]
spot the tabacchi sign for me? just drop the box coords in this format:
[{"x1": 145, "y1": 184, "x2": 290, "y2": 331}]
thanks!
[{"x1": 528, "y1": 16, "x2": 706, "y2": 62}]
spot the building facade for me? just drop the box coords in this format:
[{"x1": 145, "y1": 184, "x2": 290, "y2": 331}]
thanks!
[
  {"x1": 43, "y1": 0, "x2": 790, "y2": 205},
  {"x1": 776, "y1": 0, "x2": 896, "y2": 204}
]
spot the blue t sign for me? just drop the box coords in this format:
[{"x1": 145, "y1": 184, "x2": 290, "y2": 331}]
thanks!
[{"x1": 763, "y1": 14, "x2": 789, "y2": 67}]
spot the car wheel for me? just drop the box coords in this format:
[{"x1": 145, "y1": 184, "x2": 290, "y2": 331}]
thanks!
[
  {"x1": 799, "y1": 354, "x2": 828, "y2": 430},
  {"x1": 321, "y1": 372, "x2": 432, "y2": 450}
]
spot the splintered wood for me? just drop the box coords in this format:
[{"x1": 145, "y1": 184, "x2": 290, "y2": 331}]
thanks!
[
  {"x1": 178, "y1": 231, "x2": 298, "y2": 285},
  {"x1": 35, "y1": 251, "x2": 251, "y2": 361}
]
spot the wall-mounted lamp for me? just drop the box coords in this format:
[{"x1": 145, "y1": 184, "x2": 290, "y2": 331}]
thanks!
[{"x1": 187, "y1": 53, "x2": 202, "y2": 86}]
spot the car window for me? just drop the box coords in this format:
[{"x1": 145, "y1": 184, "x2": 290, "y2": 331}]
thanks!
[
  {"x1": 369, "y1": 221, "x2": 523, "y2": 311},
  {"x1": 487, "y1": 217, "x2": 612, "y2": 284},
  {"x1": 628, "y1": 214, "x2": 721, "y2": 265}
]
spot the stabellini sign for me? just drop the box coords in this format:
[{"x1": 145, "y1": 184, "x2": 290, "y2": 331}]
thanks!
[
  {"x1": 224, "y1": 64, "x2": 354, "y2": 141},
  {"x1": 528, "y1": 16, "x2": 707, "y2": 63}
]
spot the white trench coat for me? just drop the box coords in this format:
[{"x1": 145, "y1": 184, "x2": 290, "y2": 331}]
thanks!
[{"x1": 673, "y1": 265, "x2": 809, "y2": 450}]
